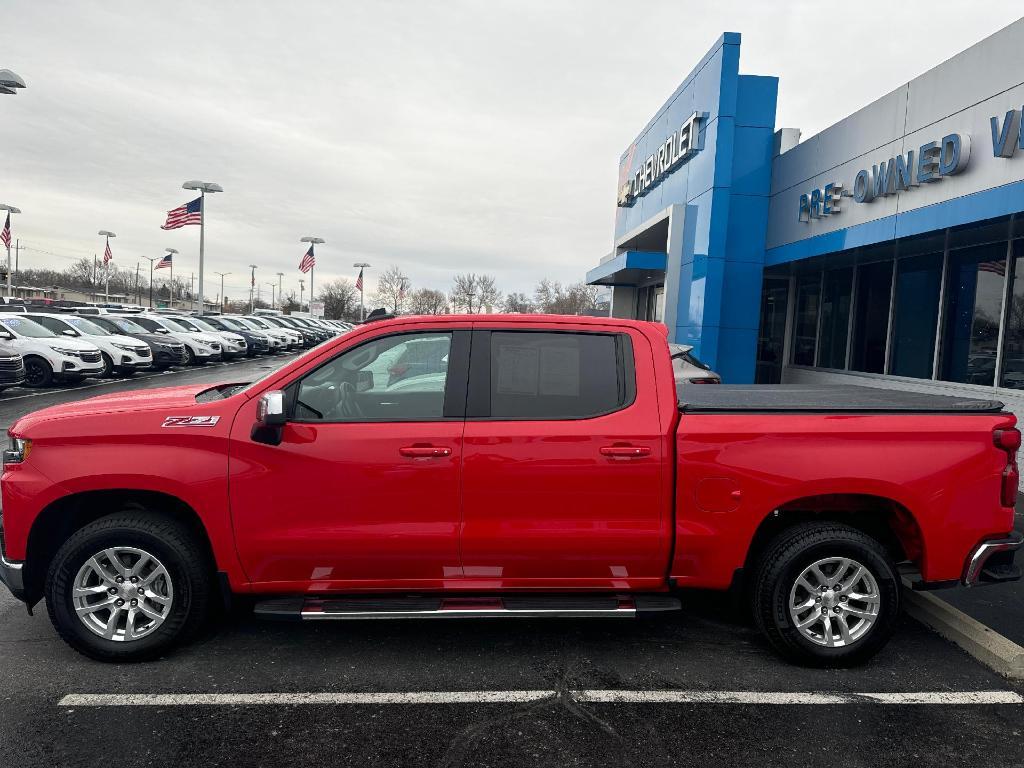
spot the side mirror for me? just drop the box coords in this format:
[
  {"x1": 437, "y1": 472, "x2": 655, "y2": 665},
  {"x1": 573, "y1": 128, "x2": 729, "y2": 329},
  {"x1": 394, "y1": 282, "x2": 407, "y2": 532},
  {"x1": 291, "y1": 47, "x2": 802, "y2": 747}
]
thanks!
[
  {"x1": 257, "y1": 390, "x2": 286, "y2": 426},
  {"x1": 252, "y1": 390, "x2": 286, "y2": 446},
  {"x1": 156, "y1": 328, "x2": 170, "y2": 334},
  {"x1": 62, "y1": 329, "x2": 78, "y2": 337},
  {"x1": 0, "y1": 330, "x2": 12, "y2": 340}
]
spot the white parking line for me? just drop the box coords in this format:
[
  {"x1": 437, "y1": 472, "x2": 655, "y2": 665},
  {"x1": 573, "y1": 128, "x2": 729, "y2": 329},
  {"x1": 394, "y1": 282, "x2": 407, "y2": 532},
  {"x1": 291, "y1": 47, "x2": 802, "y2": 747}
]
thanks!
[{"x1": 57, "y1": 690, "x2": 1024, "y2": 707}]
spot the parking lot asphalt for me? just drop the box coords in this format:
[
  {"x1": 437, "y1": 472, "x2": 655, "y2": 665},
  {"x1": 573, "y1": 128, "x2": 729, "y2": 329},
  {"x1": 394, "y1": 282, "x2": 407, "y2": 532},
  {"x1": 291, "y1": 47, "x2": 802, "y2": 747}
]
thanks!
[
  {"x1": 2, "y1": 588, "x2": 1023, "y2": 768},
  {"x1": 2, "y1": 352, "x2": 1024, "y2": 767}
]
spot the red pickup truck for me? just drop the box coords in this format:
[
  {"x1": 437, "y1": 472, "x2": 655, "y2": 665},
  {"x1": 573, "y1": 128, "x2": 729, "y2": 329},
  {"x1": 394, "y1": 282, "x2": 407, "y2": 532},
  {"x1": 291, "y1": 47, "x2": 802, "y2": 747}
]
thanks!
[{"x1": 1, "y1": 315, "x2": 1021, "y2": 666}]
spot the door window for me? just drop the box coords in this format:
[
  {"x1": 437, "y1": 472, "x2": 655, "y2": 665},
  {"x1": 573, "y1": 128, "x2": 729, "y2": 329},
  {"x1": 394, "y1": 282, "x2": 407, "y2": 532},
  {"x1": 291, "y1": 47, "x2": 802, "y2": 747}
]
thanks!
[
  {"x1": 485, "y1": 331, "x2": 633, "y2": 419},
  {"x1": 293, "y1": 332, "x2": 453, "y2": 422}
]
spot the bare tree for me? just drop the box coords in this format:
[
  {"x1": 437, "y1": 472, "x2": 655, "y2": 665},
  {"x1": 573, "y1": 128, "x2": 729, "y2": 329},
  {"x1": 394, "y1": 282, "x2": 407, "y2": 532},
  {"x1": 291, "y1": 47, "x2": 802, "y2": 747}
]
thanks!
[
  {"x1": 408, "y1": 288, "x2": 449, "y2": 315},
  {"x1": 475, "y1": 274, "x2": 501, "y2": 312},
  {"x1": 503, "y1": 291, "x2": 533, "y2": 313},
  {"x1": 372, "y1": 265, "x2": 411, "y2": 313},
  {"x1": 317, "y1": 278, "x2": 360, "y2": 321},
  {"x1": 451, "y1": 273, "x2": 478, "y2": 313},
  {"x1": 533, "y1": 279, "x2": 600, "y2": 315}
]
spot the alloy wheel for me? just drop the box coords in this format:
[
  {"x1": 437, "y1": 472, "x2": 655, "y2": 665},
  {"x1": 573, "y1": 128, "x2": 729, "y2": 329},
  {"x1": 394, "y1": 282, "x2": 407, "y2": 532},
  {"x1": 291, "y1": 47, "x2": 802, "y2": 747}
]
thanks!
[
  {"x1": 788, "y1": 556, "x2": 881, "y2": 647},
  {"x1": 71, "y1": 547, "x2": 174, "y2": 642}
]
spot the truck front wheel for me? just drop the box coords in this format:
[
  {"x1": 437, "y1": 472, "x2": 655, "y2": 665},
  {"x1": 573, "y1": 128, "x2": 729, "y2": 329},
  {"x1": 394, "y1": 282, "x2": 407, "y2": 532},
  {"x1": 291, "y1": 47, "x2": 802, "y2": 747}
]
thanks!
[
  {"x1": 45, "y1": 512, "x2": 212, "y2": 662},
  {"x1": 752, "y1": 523, "x2": 900, "y2": 667}
]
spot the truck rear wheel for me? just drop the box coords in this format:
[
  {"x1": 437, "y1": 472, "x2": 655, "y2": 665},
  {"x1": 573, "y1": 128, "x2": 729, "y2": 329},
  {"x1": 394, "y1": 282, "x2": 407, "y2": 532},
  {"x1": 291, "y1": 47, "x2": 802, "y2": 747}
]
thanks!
[
  {"x1": 45, "y1": 512, "x2": 212, "y2": 662},
  {"x1": 752, "y1": 523, "x2": 900, "y2": 667}
]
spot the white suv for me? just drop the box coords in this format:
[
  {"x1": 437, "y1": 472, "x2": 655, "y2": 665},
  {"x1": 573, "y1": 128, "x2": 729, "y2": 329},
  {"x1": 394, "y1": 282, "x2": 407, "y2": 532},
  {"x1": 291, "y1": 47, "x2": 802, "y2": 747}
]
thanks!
[
  {"x1": 132, "y1": 314, "x2": 223, "y2": 364},
  {"x1": 0, "y1": 314, "x2": 104, "y2": 387},
  {"x1": 164, "y1": 315, "x2": 247, "y2": 359},
  {"x1": 27, "y1": 312, "x2": 154, "y2": 377}
]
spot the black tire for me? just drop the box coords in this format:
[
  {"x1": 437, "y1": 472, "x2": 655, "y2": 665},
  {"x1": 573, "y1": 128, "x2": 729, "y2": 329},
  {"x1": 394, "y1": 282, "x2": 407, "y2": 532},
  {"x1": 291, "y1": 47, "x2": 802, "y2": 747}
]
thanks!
[
  {"x1": 184, "y1": 345, "x2": 197, "y2": 365},
  {"x1": 752, "y1": 523, "x2": 900, "y2": 668},
  {"x1": 45, "y1": 512, "x2": 212, "y2": 662},
  {"x1": 100, "y1": 352, "x2": 114, "y2": 378},
  {"x1": 23, "y1": 356, "x2": 53, "y2": 388}
]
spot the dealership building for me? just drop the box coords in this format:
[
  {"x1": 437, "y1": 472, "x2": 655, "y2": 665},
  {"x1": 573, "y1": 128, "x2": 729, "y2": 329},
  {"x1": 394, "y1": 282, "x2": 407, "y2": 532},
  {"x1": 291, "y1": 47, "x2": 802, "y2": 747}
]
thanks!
[{"x1": 587, "y1": 19, "x2": 1024, "y2": 411}]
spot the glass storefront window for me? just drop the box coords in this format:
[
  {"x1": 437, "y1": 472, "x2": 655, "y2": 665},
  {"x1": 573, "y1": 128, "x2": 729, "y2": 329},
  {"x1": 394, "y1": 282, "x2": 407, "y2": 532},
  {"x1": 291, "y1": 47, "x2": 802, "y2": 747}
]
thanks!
[
  {"x1": 791, "y1": 275, "x2": 820, "y2": 366},
  {"x1": 850, "y1": 260, "x2": 893, "y2": 374},
  {"x1": 999, "y1": 240, "x2": 1024, "y2": 389},
  {"x1": 755, "y1": 278, "x2": 790, "y2": 384},
  {"x1": 890, "y1": 253, "x2": 943, "y2": 379},
  {"x1": 818, "y1": 268, "x2": 852, "y2": 369},
  {"x1": 939, "y1": 242, "x2": 1007, "y2": 386}
]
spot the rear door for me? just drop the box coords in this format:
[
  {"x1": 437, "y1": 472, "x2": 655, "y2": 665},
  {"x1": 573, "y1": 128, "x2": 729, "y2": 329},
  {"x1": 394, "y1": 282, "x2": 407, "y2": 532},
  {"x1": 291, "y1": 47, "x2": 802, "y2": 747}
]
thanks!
[{"x1": 459, "y1": 324, "x2": 669, "y2": 589}]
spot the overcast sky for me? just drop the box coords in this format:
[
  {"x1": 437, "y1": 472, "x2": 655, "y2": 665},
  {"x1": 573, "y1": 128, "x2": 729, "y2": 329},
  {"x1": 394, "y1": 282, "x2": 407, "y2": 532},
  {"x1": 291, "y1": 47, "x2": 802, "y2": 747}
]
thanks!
[{"x1": 1, "y1": 1, "x2": 1020, "y2": 303}]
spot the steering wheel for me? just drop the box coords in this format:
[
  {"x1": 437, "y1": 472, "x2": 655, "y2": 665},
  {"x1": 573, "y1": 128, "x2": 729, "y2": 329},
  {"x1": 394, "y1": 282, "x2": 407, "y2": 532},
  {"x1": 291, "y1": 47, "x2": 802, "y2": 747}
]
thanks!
[{"x1": 338, "y1": 380, "x2": 363, "y2": 419}]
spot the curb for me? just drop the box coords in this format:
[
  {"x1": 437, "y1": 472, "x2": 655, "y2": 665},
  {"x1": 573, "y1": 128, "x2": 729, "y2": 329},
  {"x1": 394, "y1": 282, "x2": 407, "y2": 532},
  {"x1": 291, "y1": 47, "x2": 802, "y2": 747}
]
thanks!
[{"x1": 902, "y1": 580, "x2": 1024, "y2": 680}]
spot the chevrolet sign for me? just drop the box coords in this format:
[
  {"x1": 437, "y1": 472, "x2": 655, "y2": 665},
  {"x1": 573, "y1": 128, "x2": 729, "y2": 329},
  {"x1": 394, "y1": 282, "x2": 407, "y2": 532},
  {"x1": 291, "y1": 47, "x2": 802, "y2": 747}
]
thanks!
[{"x1": 618, "y1": 112, "x2": 705, "y2": 207}]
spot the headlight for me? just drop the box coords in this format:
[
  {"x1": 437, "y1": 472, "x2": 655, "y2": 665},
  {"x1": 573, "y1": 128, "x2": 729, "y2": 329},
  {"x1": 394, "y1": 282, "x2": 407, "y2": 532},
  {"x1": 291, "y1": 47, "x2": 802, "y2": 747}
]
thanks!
[
  {"x1": 53, "y1": 347, "x2": 81, "y2": 356},
  {"x1": 111, "y1": 343, "x2": 139, "y2": 352},
  {"x1": 4, "y1": 435, "x2": 32, "y2": 465}
]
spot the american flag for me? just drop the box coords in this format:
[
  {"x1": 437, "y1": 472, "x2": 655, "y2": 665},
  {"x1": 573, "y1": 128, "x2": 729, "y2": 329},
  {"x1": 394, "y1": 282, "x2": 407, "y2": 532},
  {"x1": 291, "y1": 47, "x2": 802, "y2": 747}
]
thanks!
[
  {"x1": 0, "y1": 213, "x2": 10, "y2": 249},
  {"x1": 355, "y1": 267, "x2": 363, "y2": 291},
  {"x1": 978, "y1": 260, "x2": 1007, "y2": 277},
  {"x1": 103, "y1": 239, "x2": 113, "y2": 265},
  {"x1": 299, "y1": 245, "x2": 315, "y2": 273},
  {"x1": 155, "y1": 253, "x2": 172, "y2": 270},
  {"x1": 161, "y1": 197, "x2": 202, "y2": 230},
  {"x1": 250, "y1": 265, "x2": 256, "y2": 287}
]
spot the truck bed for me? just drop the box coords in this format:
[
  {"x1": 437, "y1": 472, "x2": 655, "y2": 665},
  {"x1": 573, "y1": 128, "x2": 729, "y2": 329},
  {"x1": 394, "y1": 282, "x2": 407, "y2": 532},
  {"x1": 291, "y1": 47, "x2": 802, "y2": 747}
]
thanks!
[{"x1": 678, "y1": 384, "x2": 1005, "y2": 414}]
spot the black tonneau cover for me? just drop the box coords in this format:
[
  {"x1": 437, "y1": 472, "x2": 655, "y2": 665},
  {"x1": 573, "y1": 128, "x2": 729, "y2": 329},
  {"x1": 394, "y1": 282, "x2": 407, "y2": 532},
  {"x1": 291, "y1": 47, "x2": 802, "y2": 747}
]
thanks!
[{"x1": 678, "y1": 384, "x2": 1004, "y2": 414}]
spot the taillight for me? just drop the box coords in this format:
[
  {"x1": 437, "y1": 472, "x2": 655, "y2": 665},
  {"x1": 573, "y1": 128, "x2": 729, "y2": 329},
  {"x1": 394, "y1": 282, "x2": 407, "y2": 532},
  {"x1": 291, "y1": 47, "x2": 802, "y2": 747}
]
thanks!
[{"x1": 993, "y1": 428, "x2": 1021, "y2": 507}]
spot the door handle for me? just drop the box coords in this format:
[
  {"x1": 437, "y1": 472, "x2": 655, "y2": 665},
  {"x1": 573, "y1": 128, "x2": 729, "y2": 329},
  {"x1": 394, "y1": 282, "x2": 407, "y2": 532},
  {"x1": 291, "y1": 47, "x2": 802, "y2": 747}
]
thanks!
[
  {"x1": 600, "y1": 445, "x2": 651, "y2": 458},
  {"x1": 399, "y1": 445, "x2": 452, "y2": 458}
]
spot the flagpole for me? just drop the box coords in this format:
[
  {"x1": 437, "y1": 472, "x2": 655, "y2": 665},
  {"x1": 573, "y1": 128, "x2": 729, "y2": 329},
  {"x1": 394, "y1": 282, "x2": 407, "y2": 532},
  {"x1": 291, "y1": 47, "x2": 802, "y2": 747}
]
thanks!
[
  {"x1": 197, "y1": 190, "x2": 205, "y2": 315},
  {"x1": 4, "y1": 243, "x2": 9, "y2": 299},
  {"x1": 169, "y1": 260, "x2": 174, "y2": 309}
]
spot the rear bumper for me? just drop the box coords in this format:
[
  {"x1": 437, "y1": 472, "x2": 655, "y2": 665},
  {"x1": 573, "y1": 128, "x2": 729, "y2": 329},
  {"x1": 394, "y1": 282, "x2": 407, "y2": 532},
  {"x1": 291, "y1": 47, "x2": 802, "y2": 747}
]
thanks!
[
  {"x1": 963, "y1": 532, "x2": 1023, "y2": 586},
  {"x1": 0, "y1": 518, "x2": 25, "y2": 602}
]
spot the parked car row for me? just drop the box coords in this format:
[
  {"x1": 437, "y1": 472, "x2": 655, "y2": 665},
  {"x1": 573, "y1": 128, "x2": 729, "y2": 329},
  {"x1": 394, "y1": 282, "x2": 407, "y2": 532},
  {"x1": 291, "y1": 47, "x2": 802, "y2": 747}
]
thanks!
[{"x1": 0, "y1": 309, "x2": 350, "y2": 389}]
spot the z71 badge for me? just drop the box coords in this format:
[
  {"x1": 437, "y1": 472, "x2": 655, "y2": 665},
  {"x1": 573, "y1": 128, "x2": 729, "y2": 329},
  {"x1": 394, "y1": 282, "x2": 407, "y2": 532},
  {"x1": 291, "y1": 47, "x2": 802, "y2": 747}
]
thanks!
[{"x1": 161, "y1": 415, "x2": 221, "y2": 428}]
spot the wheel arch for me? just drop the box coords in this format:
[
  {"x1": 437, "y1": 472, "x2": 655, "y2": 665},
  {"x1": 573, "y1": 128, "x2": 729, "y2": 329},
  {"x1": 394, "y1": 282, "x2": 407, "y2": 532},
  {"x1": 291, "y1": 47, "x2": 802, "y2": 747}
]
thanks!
[
  {"x1": 739, "y1": 493, "x2": 924, "y2": 588},
  {"x1": 23, "y1": 489, "x2": 216, "y2": 606}
]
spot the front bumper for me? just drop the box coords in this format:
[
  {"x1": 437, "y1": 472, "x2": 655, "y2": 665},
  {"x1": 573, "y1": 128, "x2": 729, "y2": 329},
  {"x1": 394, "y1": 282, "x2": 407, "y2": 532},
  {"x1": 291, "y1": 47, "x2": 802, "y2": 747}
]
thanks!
[
  {"x1": 0, "y1": 517, "x2": 25, "y2": 601},
  {"x1": 963, "y1": 532, "x2": 1023, "y2": 586}
]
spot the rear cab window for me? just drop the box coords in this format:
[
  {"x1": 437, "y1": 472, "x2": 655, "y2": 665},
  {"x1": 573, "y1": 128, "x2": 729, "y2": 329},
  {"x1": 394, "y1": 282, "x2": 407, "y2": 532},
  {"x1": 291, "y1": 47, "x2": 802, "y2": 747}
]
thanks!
[{"x1": 470, "y1": 330, "x2": 635, "y2": 419}]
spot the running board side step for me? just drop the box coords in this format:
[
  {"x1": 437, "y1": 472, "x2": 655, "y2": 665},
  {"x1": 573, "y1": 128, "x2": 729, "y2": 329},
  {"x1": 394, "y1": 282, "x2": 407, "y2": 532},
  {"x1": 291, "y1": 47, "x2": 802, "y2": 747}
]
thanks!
[{"x1": 254, "y1": 595, "x2": 681, "y2": 621}]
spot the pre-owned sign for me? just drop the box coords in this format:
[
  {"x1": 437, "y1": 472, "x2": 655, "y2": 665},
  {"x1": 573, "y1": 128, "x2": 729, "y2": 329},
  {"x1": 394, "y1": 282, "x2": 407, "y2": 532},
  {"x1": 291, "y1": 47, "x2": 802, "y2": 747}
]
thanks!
[{"x1": 798, "y1": 105, "x2": 1024, "y2": 222}]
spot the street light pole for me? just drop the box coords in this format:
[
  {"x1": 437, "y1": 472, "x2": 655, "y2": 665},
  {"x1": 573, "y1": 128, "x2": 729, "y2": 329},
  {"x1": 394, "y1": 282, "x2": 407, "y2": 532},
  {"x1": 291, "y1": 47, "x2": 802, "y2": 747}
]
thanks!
[
  {"x1": 165, "y1": 248, "x2": 178, "y2": 308},
  {"x1": 214, "y1": 272, "x2": 230, "y2": 313},
  {"x1": 182, "y1": 180, "x2": 223, "y2": 315},
  {"x1": 141, "y1": 256, "x2": 158, "y2": 308},
  {"x1": 353, "y1": 262, "x2": 370, "y2": 322},
  {"x1": 299, "y1": 279, "x2": 305, "y2": 311},
  {"x1": 266, "y1": 283, "x2": 276, "y2": 310},
  {"x1": 0, "y1": 204, "x2": 21, "y2": 299},
  {"x1": 276, "y1": 272, "x2": 284, "y2": 310},
  {"x1": 98, "y1": 230, "x2": 116, "y2": 304},
  {"x1": 0, "y1": 69, "x2": 27, "y2": 96},
  {"x1": 249, "y1": 265, "x2": 257, "y2": 313}
]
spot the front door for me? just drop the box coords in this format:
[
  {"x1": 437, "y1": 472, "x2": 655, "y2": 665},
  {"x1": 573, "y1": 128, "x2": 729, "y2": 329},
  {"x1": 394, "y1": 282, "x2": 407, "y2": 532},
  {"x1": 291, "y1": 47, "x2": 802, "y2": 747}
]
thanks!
[
  {"x1": 459, "y1": 325, "x2": 669, "y2": 590},
  {"x1": 229, "y1": 329, "x2": 469, "y2": 591}
]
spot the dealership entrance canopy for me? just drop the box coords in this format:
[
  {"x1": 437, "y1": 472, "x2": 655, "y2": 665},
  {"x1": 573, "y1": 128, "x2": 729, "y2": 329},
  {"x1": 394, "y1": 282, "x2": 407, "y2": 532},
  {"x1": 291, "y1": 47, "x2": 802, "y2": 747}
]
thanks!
[{"x1": 587, "y1": 20, "x2": 1024, "y2": 417}]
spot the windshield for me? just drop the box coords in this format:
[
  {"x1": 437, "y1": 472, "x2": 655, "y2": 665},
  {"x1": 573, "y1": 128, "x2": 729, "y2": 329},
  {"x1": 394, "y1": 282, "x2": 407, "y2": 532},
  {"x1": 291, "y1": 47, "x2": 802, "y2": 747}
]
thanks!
[
  {"x1": 64, "y1": 316, "x2": 110, "y2": 336},
  {"x1": 162, "y1": 317, "x2": 199, "y2": 332},
  {"x1": 188, "y1": 317, "x2": 220, "y2": 333},
  {"x1": 107, "y1": 317, "x2": 148, "y2": 334},
  {"x1": 134, "y1": 317, "x2": 168, "y2": 333},
  {"x1": 0, "y1": 316, "x2": 58, "y2": 338},
  {"x1": 244, "y1": 317, "x2": 271, "y2": 329},
  {"x1": 230, "y1": 317, "x2": 259, "y2": 330},
  {"x1": 217, "y1": 317, "x2": 248, "y2": 331}
]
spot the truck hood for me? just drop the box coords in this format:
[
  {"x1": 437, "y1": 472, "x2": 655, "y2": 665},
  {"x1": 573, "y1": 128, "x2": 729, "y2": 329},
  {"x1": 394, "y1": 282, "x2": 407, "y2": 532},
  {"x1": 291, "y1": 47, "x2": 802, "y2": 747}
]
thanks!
[{"x1": 10, "y1": 382, "x2": 232, "y2": 433}]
